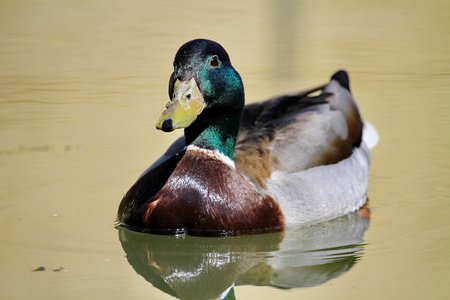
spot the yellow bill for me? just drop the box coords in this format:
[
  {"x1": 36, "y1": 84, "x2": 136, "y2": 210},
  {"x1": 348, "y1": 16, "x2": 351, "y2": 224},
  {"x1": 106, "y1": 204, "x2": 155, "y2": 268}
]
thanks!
[{"x1": 156, "y1": 78, "x2": 206, "y2": 132}]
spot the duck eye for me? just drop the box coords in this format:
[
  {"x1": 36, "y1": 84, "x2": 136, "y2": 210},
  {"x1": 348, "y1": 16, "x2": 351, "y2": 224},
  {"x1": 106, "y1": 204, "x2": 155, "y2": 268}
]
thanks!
[{"x1": 209, "y1": 55, "x2": 220, "y2": 67}]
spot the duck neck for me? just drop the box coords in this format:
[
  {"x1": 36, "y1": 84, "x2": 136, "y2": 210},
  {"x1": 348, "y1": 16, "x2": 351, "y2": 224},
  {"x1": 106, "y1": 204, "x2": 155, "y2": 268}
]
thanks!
[{"x1": 184, "y1": 112, "x2": 241, "y2": 161}]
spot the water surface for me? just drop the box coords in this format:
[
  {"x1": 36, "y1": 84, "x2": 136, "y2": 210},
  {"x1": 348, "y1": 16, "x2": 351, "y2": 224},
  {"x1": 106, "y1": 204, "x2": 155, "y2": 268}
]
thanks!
[{"x1": 1, "y1": 1, "x2": 449, "y2": 299}]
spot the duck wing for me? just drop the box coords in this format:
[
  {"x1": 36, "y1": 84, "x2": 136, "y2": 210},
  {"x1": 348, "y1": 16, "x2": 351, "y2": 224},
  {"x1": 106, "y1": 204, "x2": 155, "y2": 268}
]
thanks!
[{"x1": 234, "y1": 70, "x2": 363, "y2": 186}]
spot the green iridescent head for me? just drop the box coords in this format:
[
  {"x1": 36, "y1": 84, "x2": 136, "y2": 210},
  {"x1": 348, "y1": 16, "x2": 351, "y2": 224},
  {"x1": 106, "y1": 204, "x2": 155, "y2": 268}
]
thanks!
[{"x1": 156, "y1": 39, "x2": 244, "y2": 133}]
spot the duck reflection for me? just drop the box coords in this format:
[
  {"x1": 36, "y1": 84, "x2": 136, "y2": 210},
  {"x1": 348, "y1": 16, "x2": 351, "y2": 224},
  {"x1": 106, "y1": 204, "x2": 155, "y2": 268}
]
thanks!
[{"x1": 118, "y1": 211, "x2": 369, "y2": 299}]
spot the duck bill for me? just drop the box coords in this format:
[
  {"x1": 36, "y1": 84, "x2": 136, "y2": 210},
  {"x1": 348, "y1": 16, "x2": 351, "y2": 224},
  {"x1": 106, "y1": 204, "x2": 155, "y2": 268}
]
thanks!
[{"x1": 156, "y1": 78, "x2": 206, "y2": 132}]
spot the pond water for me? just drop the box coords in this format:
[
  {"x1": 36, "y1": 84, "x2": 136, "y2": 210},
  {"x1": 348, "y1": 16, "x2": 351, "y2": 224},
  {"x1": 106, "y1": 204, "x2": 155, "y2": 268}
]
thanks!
[{"x1": 1, "y1": 0, "x2": 449, "y2": 299}]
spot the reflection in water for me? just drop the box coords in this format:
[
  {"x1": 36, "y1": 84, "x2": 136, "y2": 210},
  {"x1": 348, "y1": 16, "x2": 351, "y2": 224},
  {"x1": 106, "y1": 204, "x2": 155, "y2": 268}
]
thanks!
[{"x1": 118, "y1": 211, "x2": 369, "y2": 299}]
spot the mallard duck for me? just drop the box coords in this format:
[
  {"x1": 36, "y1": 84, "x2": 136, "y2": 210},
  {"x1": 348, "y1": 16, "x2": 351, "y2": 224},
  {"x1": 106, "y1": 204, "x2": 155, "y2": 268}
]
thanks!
[{"x1": 117, "y1": 39, "x2": 377, "y2": 236}]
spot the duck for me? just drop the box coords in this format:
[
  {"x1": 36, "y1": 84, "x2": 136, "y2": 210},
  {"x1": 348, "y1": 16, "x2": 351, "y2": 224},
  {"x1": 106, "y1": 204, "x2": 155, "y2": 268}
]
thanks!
[{"x1": 117, "y1": 38, "x2": 377, "y2": 236}]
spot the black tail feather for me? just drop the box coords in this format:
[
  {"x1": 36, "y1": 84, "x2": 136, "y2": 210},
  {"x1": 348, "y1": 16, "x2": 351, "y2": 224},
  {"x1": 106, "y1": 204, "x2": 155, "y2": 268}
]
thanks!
[{"x1": 331, "y1": 70, "x2": 350, "y2": 92}]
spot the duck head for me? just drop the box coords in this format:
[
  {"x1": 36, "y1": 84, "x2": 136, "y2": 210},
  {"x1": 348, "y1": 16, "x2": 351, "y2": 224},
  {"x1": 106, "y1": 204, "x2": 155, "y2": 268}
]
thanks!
[{"x1": 156, "y1": 39, "x2": 245, "y2": 149}]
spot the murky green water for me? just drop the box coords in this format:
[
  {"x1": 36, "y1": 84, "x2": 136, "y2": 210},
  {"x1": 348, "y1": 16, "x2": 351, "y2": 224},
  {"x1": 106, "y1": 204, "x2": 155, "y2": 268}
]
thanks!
[{"x1": 1, "y1": 0, "x2": 449, "y2": 299}]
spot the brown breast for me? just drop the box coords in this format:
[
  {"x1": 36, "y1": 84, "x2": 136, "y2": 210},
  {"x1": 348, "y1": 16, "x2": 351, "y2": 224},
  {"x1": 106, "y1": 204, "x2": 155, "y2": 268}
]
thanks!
[{"x1": 140, "y1": 147, "x2": 285, "y2": 236}]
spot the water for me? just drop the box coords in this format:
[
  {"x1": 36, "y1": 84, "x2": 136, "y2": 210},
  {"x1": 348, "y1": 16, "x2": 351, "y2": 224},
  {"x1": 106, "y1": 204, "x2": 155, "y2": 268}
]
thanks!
[{"x1": 1, "y1": 0, "x2": 449, "y2": 299}]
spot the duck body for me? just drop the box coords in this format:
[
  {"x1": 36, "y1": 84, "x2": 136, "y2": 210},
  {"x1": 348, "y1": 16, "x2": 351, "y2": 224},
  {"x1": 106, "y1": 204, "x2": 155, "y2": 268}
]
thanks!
[{"x1": 117, "y1": 39, "x2": 376, "y2": 236}]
